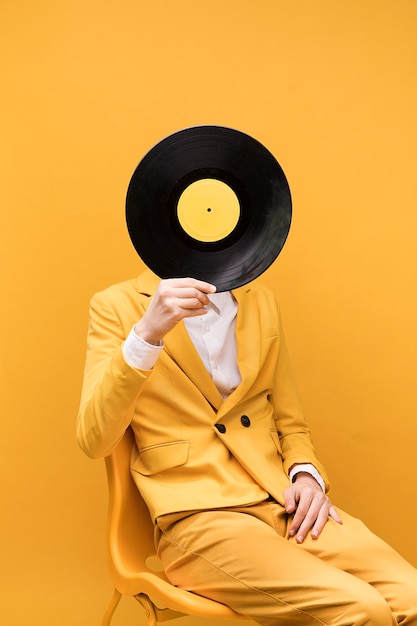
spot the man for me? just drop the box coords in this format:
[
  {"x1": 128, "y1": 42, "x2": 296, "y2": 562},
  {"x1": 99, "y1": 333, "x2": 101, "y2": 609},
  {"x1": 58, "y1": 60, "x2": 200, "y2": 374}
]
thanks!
[{"x1": 77, "y1": 270, "x2": 417, "y2": 625}]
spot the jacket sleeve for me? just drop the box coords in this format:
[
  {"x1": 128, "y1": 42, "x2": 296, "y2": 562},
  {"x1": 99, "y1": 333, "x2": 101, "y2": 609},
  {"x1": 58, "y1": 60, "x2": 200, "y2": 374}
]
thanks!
[
  {"x1": 270, "y1": 302, "x2": 331, "y2": 492},
  {"x1": 76, "y1": 289, "x2": 150, "y2": 459}
]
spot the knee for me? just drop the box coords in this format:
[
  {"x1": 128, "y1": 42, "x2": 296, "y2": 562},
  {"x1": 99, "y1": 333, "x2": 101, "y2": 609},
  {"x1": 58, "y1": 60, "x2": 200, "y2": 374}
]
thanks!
[
  {"x1": 344, "y1": 585, "x2": 394, "y2": 626},
  {"x1": 364, "y1": 597, "x2": 394, "y2": 625}
]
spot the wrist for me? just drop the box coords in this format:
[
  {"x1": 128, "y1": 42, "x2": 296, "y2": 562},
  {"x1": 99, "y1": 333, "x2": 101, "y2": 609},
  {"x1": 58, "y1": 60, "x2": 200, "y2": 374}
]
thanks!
[
  {"x1": 289, "y1": 463, "x2": 326, "y2": 493},
  {"x1": 134, "y1": 321, "x2": 163, "y2": 346}
]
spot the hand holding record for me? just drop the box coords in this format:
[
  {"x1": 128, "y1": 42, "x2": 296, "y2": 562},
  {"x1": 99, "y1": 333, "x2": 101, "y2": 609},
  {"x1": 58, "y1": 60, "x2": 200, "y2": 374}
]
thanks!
[
  {"x1": 134, "y1": 277, "x2": 216, "y2": 345},
  {"x1": 126, "y1": 126, "x2": 292, "y2": 291}
]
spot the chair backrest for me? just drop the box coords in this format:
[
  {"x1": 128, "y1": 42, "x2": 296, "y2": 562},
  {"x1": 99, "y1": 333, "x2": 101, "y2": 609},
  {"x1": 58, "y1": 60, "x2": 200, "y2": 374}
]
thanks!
[{"x1": 104, "y1": 427, "x2": 168, "y2": 595}]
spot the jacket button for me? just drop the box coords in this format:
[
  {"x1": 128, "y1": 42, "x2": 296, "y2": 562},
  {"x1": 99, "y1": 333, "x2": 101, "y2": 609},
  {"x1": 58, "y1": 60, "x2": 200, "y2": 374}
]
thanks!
[
  {"x1": 214, "y1": 423, "x2": 226, "y2": 434},
  {"x1": 241, "y1": 415, "x2": 251, "y2": 427}
]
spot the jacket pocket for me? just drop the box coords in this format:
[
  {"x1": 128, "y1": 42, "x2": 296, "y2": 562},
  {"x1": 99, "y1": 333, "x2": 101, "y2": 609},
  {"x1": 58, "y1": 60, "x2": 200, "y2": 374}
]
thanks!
[
  {"x1": 270, "y1": 430, "x2": 282, "y2": 456},
  {"x1": 132, "y1": 440, "x2": 190, "y2": 476}
]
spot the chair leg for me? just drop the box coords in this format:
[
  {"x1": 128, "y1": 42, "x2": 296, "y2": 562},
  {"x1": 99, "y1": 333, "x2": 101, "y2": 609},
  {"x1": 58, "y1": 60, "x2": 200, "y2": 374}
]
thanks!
[
  {"x1": 135, "y1": 594, "x2": 158, "y2": 626},
  {"x1": 135, "y1": 594, "x2": 187, "y2": 625},
  {"x1": 101, "y1": 588, "x2": 122, "y2": 626}
]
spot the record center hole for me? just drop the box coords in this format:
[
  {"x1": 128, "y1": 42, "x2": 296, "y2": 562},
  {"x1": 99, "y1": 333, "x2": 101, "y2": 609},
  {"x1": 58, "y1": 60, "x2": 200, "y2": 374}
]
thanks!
[{"x1": 207, "y1": 207, "x2": 212, "y2": 212}]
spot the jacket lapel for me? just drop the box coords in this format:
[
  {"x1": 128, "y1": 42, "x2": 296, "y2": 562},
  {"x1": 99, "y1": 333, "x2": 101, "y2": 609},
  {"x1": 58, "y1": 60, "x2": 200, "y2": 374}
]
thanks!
[{"x1": 164, "y1": 322, "x2": 224, "y2": 410}]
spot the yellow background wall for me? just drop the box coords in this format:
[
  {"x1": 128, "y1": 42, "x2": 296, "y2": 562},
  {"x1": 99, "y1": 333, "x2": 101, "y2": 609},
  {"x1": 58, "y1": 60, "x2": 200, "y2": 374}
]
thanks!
[{"x1": 1, "y1": 1, "x2": 416, "y2": 624}]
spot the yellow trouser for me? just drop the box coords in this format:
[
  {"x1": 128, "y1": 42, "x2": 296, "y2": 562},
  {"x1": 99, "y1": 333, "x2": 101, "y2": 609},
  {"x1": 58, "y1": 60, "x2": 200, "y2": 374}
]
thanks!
[{"x1": 156, "y1": 501, "x2": 417, "y2": 625}]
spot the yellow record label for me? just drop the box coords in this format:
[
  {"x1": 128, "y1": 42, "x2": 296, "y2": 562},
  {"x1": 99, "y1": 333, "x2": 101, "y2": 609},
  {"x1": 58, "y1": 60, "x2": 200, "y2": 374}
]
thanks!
[{"x1": 177, "y1": 178, "x2": 240, "y2": 242}]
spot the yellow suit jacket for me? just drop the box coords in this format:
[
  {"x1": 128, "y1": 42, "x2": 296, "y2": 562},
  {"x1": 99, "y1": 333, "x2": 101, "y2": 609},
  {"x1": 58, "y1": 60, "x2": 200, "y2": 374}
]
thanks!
[{"x1": 77, "y1": 269, "x2": 329, "y2": 521}]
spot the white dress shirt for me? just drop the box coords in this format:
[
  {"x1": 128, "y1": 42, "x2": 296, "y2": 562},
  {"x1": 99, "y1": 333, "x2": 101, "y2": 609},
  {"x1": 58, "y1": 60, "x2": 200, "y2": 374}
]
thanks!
[
  {"x1": 122, "y1": 290, "x2": 324, "y2": 492},
  {"x1": 183, "y1": 291, "x2": 241, "y2": 398}
]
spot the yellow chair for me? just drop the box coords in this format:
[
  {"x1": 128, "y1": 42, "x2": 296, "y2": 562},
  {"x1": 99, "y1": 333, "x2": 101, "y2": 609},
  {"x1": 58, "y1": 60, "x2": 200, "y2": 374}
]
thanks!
[{"x1": 101, "y1": 426, "x2": 249, "y2": 626}]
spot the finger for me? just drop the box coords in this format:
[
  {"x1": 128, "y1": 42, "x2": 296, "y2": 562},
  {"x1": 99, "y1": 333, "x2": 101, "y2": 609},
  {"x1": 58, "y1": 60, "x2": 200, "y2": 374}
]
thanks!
[
  {"x1": 283, "y1": 487, "x2": 297, "y2": 515},
  {"x1": 193, "y1": 279, "x2": 216, "y2": 294},
  {"x1": 293, "y1": 505, "x2": 319, "y2": 543},
  {"x1": 157, "y1": 288, "x2": 209, "y2": 314},
  {"x1": 169, "y1": 277, "x2": 216, "y2": 294},
  {"x1": 310, "y1": 505, "x2": 332, "y2": 540},
  {"x1": 288, "y1": 495, "x2": 314, "y2": 538},
  {"x1": 156, "y1": 279, "x2": 214, "y2": 306},
  {"x1": 290, "y1": 490, "x2": 329, "y2": 542},
  {"x1": 176, "y1": 291, "x2": 211, "y2": 311},
  {"x1": 179, "y1": 302, "x2": 210, "y2": 317},
  {"x1": 329, "y1": 505, "x2": 343, "y2": 525}
]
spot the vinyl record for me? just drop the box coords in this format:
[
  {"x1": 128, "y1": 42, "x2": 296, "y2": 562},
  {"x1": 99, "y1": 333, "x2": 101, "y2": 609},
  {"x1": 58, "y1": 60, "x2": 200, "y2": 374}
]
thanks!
[{"x1": 126, "y1": 125, "x2": 292, "y2": 292}]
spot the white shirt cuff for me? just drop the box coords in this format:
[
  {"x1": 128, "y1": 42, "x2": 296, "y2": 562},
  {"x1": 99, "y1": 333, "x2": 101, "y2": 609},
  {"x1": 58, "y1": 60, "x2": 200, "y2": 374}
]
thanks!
[
  {"x1": 289, "y1": 464, "x2": 326, "y2": 493},
  {"x1": 122, "y1": 325, "x2": 163, "y2": 370}
]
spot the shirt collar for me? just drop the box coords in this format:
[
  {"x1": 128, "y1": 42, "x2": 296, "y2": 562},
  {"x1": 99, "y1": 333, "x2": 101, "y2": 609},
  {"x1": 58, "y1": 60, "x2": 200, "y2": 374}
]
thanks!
[{"x1": 207, "y1": 291, "x2": 235, "y2": 316}]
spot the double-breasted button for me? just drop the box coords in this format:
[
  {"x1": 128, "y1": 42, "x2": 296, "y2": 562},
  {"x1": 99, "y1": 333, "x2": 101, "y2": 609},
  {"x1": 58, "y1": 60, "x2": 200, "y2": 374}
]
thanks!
[
  {"x1": 214, "y1": 423, "x2": 226, "y2": 434},
  {"x1": 241, "y1": 415, "x2": 251, "y2": 427}
]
